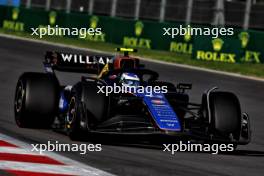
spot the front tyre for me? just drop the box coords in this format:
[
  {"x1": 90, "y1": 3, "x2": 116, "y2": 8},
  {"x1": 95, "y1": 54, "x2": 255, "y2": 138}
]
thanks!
[
  {"x1": 65, "y1": 81, "x2": 108, "y2": 140},
  {"x1": 65, "y1": 85, "x2": 88, "y2": 140},
  {"x1": 202, "y1": 91, "x2": 242, "y2": 143}
]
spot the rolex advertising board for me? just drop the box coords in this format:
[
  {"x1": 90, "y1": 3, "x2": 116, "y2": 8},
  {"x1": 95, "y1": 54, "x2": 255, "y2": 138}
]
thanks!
[
  {"x1": 121, "y1": 20, "x2": 191, "y2": 51},
  {"x1": 1, "y1": 7, "x2": 49, "y2": 33},
  {"x1": 0, "y1": 6, "x2": 6, "y2": 26},
  {"x1": 168, "y1": 30, "x2": 193, "y2": 55},
  {"x1": 2, "y1": 8, "x2": 25, "y2": 32},
  {"x1": 192, "y1": 30, "x2": 264, "y2": 63}
]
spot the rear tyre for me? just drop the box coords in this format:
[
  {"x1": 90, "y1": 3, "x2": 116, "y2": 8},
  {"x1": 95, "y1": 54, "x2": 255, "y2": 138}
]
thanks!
[{"x1": 14, "y1": 72, "x2": 59, "y2": 128}]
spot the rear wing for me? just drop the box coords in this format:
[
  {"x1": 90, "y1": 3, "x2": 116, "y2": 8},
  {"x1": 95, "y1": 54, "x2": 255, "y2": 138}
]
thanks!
[{"x1": 44, "y1": 51, "x2": 113, "y2": 74}]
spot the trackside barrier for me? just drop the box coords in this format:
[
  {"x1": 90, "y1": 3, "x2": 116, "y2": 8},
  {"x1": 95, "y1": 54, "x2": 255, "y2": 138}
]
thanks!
[{"x1": 0, "y1": 5, "x2": 263, "y2": 63}]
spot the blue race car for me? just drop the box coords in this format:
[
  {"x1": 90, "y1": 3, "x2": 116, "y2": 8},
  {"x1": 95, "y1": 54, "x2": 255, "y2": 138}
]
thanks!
[{"x1": 14, "y1": 48, "x2": 251, "y2": 146}]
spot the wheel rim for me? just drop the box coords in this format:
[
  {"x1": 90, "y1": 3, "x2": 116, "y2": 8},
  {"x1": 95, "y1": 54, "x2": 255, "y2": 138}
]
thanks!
[
  {"x1": 67, "y1": 97, "x2": 76, "y2": 125},
  {"x1": 15, "y1": 81, "x2": 24, "y2": 113}
]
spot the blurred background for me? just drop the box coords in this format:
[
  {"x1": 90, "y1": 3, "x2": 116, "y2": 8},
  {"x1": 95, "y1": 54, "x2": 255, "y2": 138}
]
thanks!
[{"x1": 0, "y1": 0, "x2": 263, "y2": 30}]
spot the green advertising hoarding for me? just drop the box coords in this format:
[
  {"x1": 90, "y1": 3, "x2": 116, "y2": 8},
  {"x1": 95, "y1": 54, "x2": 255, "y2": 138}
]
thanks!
[
  {"x1": 0, "y1": 6, "x2": 191, "y2": 52},
  {"x1": 192, "y1": 30, "x2": 264, "y2": 63},
  {"x1": 0, "y1": 6, "x2": 263, "y2": 63}
]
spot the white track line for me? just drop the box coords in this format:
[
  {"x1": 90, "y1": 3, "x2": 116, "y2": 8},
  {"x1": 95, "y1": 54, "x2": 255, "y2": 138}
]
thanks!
[
  {"x1": 0, "y1": 133, "x2": 115, "y2": 176},
  {"x1": 0, "y1": 33, "x2": 263, "y2": 83}
]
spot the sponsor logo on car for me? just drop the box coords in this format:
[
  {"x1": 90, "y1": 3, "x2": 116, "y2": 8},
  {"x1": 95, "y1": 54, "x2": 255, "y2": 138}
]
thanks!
[
  {"x1": 61, "y1": 53, "x2": 111, "y2": 65},
  {"x1": 151, "y1": 99, "x2": 165, "y2": 105}
]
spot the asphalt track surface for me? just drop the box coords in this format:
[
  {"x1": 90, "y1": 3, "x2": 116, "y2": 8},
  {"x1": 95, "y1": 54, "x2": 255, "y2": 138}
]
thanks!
[{"x1": 0, "y1": 36, "x2": 263, "y2": 176}]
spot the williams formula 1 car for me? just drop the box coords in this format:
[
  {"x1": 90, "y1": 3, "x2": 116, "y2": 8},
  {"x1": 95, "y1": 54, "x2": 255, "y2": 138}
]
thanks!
[{"x1": 14, "y1": 48, "x2": 251, "y2": 146}]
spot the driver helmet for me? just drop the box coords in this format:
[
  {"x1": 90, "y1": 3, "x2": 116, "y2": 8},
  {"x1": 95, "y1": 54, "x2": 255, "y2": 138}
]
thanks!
[{"x1": 120, "y1": 72, "x2": 140, "y2": 87}]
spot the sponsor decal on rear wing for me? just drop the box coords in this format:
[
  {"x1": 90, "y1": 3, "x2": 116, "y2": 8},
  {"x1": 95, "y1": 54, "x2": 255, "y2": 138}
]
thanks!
[{"x1": 44, "y1": 51, "x2": 113, "y2": 74}]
